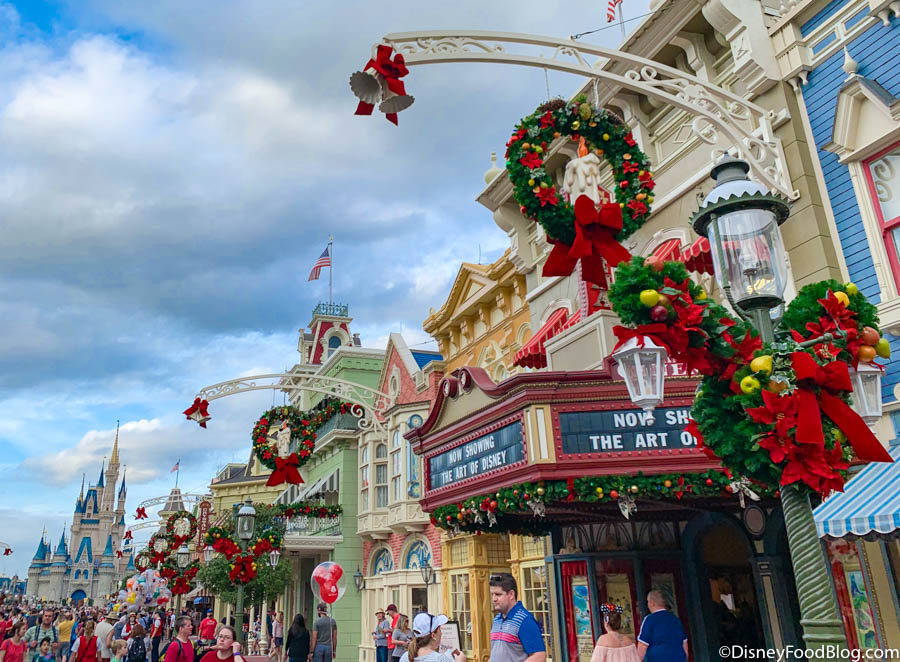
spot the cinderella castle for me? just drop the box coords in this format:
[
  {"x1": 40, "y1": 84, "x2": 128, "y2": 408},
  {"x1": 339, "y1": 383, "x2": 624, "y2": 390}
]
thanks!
[{"x1": 27, "y1": 434, "x2": 133, "y2": 604}]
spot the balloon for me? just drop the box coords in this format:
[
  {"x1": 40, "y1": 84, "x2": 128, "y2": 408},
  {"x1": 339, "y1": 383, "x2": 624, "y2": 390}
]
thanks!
[
  {"x1": 310, "y1": 562, "x2": 346, "y2": 605},
  {"x1": 126, "y1": 593, "x2": 136, "y2": 604},
  {"x1": 126, "y1": 578, "x2": 135, "y2": 589}
]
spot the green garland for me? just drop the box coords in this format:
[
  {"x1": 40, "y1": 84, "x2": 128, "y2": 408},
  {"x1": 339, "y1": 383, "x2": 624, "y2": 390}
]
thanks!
[
  {"x1": 506, "y1": 96, "x2": 655, "y2": 246},
  {"x1": 251, "y1": 399, "x2": 353, "y2": 472},
  {"x1": 273, "y1": 502, "x2": 343, "y2": 518},
  {"x1": 430, "y1": 470, "x2": 755, "y2": 535}
]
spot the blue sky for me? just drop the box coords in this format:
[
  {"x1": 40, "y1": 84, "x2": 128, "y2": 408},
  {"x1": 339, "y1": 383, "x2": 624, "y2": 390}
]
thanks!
[{"x1": 0, "y1": 0, "x2": 649, "y2": 578}]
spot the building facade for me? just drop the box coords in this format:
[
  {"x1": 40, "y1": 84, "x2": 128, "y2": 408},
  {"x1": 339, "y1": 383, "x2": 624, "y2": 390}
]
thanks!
[
  {"x1": 769, "y1": 0, "x2": 900, "y2": 648},
  {"x1": 357, "y1": 333, "x2": 444, "y2": 662},
  {"x1": 27, "y1": 435, "x2": 129, "y2": 604}
]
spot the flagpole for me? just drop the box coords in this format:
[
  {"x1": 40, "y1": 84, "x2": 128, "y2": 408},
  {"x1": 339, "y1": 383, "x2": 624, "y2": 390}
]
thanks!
[
  {"x1": 175, "y1": 460, "x2": 180, "y2": 488},
  {"x1": 617, "y1": 2, "x2": 626, "y2": 40},
  {"x1": 328, "y1": 235, "x2": 334, "y2": 306}
]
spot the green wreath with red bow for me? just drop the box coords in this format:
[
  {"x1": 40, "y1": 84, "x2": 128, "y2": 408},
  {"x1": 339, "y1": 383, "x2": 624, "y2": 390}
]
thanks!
[
  {"x1": 608, "y1": 258, "x2": 893, "y2": 496},
  {"x1": 166, "y1": 510, "x2": 198, "y2": 546},
  {"x1": 203, "y1": 527, "x2": 282, "y2": 585},
  {"x1": 134, "y1": 550, "x2": 152, "y2": 573},
  {"x1": 159, "y1": 557, "x2": 200, "y2": 595},
  {"x1": 506, "y1": 96, "x2": 656, "y2": 288},
  {"x1": 147, "y1": 533, "x2": 172, "y2": 565},
  {"x1": 252, "y1": 399, "x2": 354, "y2": 486}
]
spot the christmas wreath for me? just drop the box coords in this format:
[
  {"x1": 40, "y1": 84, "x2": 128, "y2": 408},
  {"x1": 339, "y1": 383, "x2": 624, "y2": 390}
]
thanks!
[
  {"x1": 147, "y1": 533, "x2": 172, "y2": 565},
  {"x1": 430, "y1": 470, "x2": 759, "y2": 535},
  {"x1": 203, "y1": 527, "x2": 283, "y2": 564},
  {"x1": 252, "y1": 399, "x2": 354, "y2": 486},
  {"x1": 607, "y1": 258, "x2": 892, "y2": 496},
  {"x1": 134, "y1": 550, "x2": 152, "y2": 573},
  {"x1": 506, "y1": 96, "x2": 656, "y2": 287},
  {"x1": 159, "y1": 557, "x2": 200, "y2": 595},
  {"x1": 166, "y1": 510, "x2": 198, "y2": 546},
  {"x1": 229, "y1": 553, "x2": 258, "y2": 584}
]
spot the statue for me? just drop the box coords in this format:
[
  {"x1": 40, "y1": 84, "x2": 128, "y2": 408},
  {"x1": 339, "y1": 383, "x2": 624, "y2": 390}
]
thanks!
[
  {"x1": 276, "y1": 422, "x2": 292, "y2": 458},
  {"x1": 560, "y1": 535, "x2": 581, "y2": 554},
  {"x1": 563, "y1": 138, "x2": 610, "y2": 205},
  {"x1": 172, "y1": 517, "x2": 191, "y2": 539}
]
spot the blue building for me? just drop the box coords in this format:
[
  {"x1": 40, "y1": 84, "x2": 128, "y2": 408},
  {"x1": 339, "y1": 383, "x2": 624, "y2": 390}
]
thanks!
[{"x1": 772, "y1": 0, "x2": 900, "y2": 649}]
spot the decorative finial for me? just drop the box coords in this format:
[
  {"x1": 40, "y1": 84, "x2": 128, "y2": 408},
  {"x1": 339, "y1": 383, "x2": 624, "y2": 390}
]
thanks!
[
  {"x1": 483, "y1": 151, "x2": 503, "y2": 184},
  {"x1": 842, "y1": 47, "x2": 858, "y2": 76}
]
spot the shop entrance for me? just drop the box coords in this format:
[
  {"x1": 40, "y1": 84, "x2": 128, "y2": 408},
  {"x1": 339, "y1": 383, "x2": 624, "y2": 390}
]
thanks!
[{"x1": 689, "y1": 521, "x2": 765, "y2": 660}]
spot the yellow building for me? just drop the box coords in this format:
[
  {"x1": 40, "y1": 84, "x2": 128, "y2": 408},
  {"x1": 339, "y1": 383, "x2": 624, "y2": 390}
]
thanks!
[{"x1": 422, "y1": 250, "x2": 551, "y2": 662}]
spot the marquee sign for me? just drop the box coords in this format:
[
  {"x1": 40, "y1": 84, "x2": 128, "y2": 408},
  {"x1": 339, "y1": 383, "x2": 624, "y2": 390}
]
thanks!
[
  {"x1": 558, "y1": 406, "x2": 697, "y2": 455},
  {"x1": 428, "y1": 421, "x2": 525, "y2": 490}
]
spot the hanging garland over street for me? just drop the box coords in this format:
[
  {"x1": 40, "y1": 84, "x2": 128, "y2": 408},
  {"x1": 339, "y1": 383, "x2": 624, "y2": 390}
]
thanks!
[
  {"x1": 506, "y1": 96, "x2": 656, "y2": 286},
  {"x1": 608, "y1": 258, "x2": 892, "y2": 496},
  {"x1": 251, "y1": 399, "x2": 355, "y2": 486},
  {"x1": 430, "y1": 470, "x2": 756, "y2": 535}
]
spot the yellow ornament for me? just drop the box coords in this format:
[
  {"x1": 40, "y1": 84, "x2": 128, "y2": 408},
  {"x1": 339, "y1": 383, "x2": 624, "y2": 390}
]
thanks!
[
  {"x1": 749, "y1": 355, "x2": 773, "y2": 376},
  {"x1": 571, "y1": 120, "x2": 581, "y2": 130},
  {"x1": 602, "y1": 133, "x2": 610, "y2": 141},
  {"x1": 663, "y1": 480, "x2": 672, "y2": 488},
  {"x1": 740, "y1": 375, "x2": 761, "y2": 394},
  {"x1": 595, "y1": 486, "x2": 604, "y2": 496},
  {"x1": 619, "y1": 203, "x2": 625, "y2": 208},
  {"x1": 696, "y1": 289, "x2": 707, "y2": 300},
  {"x1": 536, "y1": 487, "x2": 545, "y2": 496},
  {"x1": 540, "y1": 182, "x2": 549, "y2": 189},
  {"x1": 630, "y1": 485, "x2": 639, "y2": 494},
  {"x1": 534, "y1": 146, "x2": 543, "y2": 154},
  {"x1": 845, "y1": 282, "x2": 859, "y2": 296},
  {"x1": 638, "y1": 170, "x2": 645, "y2": 176},
  {"x1": 639, "y1": 289, "x2": 660, "y2": 307},
  {"x1": 833, "y1": 291, "x2": 850, "y2": 306},
  {"x1": 528, "y1": 179, "x2": 535, "y2": 186},
  {"x1": 647, "y1": 195, "x2": 654, "y2": 203},
  {"x1": 876, "y1": 338, "x2": 891, "y2": 358}
]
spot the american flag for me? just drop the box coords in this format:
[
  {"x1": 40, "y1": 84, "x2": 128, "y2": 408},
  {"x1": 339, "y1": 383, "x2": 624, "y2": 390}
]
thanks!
[
  {"x1": 607, "y1": 0, "x2": 622, "y2": 22},
  {"x1": 170, "y1": 460, "x2": 180, "y2": 473},
  {"x1": 308, "y1": 245, "x2": 332, "y2": 281}
]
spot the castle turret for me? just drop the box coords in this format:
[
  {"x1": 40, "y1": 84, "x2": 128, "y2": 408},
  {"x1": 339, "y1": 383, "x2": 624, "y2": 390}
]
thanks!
[
  {"x1": 103, "y1": 427, "x2": 121, "y2": 512},
  {"x1": 32, "y1": 536, "x2": 47, "y2": 562},
  {"x1": 52, "y1": 532, "x2": 68, "y2": 561}
]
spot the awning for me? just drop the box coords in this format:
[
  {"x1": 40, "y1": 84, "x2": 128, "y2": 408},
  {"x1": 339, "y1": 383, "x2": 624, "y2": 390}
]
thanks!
[
  {"x1": 814, "y1": 445, "x2": 900, "y2": 538},
  {"x1": 513, "y1": 307, "x2": 571, "y2": 370},
  {"x1": 681, "y1": 237, "x2": 714, "y2": 274},
  {"x1": 651, "y1": 238, "x2": 682, "y2": 261}
]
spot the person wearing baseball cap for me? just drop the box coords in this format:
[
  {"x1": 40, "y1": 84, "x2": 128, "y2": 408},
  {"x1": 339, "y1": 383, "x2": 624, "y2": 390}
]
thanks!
[
  {"x1": 308, "y1": 604, "x2": 336, "y2": 662},
  {"x1": 385, "y1": 606, "x2": 399, "y2": 657},
  {"x1": 396, "y1": 614, "x2": 464, "y2": 662}
]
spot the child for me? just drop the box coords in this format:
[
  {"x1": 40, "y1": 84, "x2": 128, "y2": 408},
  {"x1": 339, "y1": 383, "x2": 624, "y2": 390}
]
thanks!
[
  {"x1": 32, "y1": 639, "x2": 53, "y2": 662},
  {"x1": 111, "y1": 640, "x2": 128, "y2": 662}
]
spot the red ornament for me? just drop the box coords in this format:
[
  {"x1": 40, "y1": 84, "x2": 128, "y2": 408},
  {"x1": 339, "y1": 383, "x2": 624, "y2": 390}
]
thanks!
[
  {"x1": 649, "y1": 305, "x2": 669, "y2": 322},
  {"x1": 644, "y1": 255, "x2": 664, "y2": 272},
  {"x1": 705, "y1": 478, "x2": 714, "y2": 487},
  {"x1": 609, "y1": 490, "x2": 619, "y2": 499}
]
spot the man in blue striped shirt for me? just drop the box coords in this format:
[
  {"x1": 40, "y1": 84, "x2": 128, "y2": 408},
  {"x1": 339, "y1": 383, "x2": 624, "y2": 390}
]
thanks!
[{"x1": 489, "y1": 573, "x2": 546, "y2": 662}]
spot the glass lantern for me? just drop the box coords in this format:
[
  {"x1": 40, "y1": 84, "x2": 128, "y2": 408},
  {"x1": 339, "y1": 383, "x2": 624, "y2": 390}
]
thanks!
[
  {"x1": 202, "y1": 545, "x2": 214, "y2": 563},
  {"x1": 236, "y1": 498, "x2": 257, "y2": 542},
  {"x1": 268, "y1": 548, "x2": 281, "y2": 568},
  {"x1": 612, "y1": 336, "x2": 667, "y2": 423},
  {"x1": 176, "y1": 544, "x2": 190, "y2": 569},
  {"x1": 850, "y1": 362, "x2": 883, "y2": 426}
]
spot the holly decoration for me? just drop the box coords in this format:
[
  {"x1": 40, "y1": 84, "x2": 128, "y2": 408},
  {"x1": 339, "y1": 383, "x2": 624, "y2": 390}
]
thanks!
[
  {"x1": 431, "y1": 470, "x2": 749, "y2": 535},
  {"x1": 165, "y1": 511, "x2": 198, "y2": 546},
  {"x1": 608, "y1": 260, "x2": 892, "y2": 496},
  {"x1": 251, "y1": 399, "x2": 354, "y2": 485},
  {"x1": 506, "y1": 96, "x2": 655, "y2": 285}
]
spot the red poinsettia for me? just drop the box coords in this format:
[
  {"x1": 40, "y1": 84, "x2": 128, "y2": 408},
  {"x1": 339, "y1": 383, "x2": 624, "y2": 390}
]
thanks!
[
  {"x1": 722, "y1": 330, "x2": 763, "y2": 382},
  {"x1": 505, "y1": 128, "x2": 527, "y2": 156},
  {"x1": 639, "y1": 171, "x2": 656, "y2": 190},
  {"x1": 624, "y1": 132, "x2": 637, "y2": 147},
  {"x1": 518, "y1": 152, "x2": 543, "y2": 169},
  {"x1": 626, "y1": 199, "x2": 648, "y2": 216},
  {"x1": 747, "y1": 390, "x2": 799, "y2": 439},
  {"x1": 539, "y1": 111, "x2": 555, "y2": 128},
  {"x1": 535, "y1": 186, "x2": 559, "y2": 207},
  {"x1": 622, "y1": 160, "x2": 639, "y2": 174}
]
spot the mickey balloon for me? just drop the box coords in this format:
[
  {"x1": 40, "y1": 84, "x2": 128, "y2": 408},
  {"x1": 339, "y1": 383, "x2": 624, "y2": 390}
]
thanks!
[{"x1": 310, "y1": 561, "x2": 346, "y2": 604}]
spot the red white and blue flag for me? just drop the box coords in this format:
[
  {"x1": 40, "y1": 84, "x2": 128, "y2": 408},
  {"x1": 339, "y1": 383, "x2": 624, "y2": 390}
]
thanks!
[
  {"x1": 170, "y1": 460, "x2": 180, "y2": 473},
  {"x1": 308, "y1": 246, "x2": 332, "y2": 281},
  {"x1": 607, "y1": 0, "x2": 623, "y2": 21}
]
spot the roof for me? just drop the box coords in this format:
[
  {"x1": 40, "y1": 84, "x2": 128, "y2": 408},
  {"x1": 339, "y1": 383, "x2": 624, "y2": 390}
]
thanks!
[
  {"x1": 814, "y1": 445, "x2": 900, "y2": 538},
  {"x1": 74, "y1": 536, "x2": 92, "y2": 565},
  {"x1": 102, "y1": 535, "x2": 114, "y2": 557},
  {"x1": 161, "y1": 488, "x2": 186, "y2": 513},
  {"x1": 54, "y1": 532, "x2": 67, "y2": 557},
  {"x1": 32, "y1": 538, "x2": 47, "y2": 561},
  {"x1": 410, "y1": 350, "x2": 442, "y2": 369},
  {"x1": 97, "y1": 462, "x2": 105, "y2": 488}
]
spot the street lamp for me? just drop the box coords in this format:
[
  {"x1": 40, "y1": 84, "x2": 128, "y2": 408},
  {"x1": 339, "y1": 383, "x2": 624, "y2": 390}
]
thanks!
[
  {"x1": 175, "y1": 543, "x2": 190, "y2": 614},
  {"x1": 234, "y1": 499, "x2": 256, "y2": 646},
  {"x1": 203, "y1": 545, "x2": 214, "y2": 563},
  {"x1": 612, "y1": 336, "x2": 666, "y2": 423},
  {"x1": 690, "y1": 157, "x2": 847, "y2": 651},
  {"x1": 353, "y1": 566, "x2": 365, "y2": 591},
  {"x1": 419, "y1": 561, "x2": 435, "y2": 585},
  {"x1": 268, "y1": 548, "x2": 280, "y2": 568},
  {"x1": 849, "y1": 363, "x2": 883, "y2": 426}
]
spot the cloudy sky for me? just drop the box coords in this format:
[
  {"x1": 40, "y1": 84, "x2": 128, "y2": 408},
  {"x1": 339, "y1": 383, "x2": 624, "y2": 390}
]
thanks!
[{"x1": 0, "y1": 0, "x2": 650, "y2": 578}]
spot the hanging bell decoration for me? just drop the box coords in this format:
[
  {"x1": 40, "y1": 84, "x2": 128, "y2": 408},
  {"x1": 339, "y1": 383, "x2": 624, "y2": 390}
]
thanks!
[{"x1": 350, "y1": 44, "x2": 414, "y2": 125}]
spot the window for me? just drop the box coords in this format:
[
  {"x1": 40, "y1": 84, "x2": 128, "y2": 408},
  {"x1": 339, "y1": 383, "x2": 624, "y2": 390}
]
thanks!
[
  {"x1": 372, "y1": 548, "x2": 393, "y2": 575},
  {"x1": 391, "y1": 450, "x2": 402, "y2": 502},
  {"x1": 375, "y1": 463, "x2": 388, "y2": 508},
  {"x1": 864, "y1": 144, "x2": 900, "y2": 288},
  {"x1": 376, "y1": 443, "x2": 387, "y2": 459},
  {"x1": 450, "y1": 573, "x2": 472, "y2": 652},
  {"x1": 521, "y1": 563, "x2": 553, "y2": 657},
  {"x1": 392, "y1": 429, "x2": 401, "y2": 448},
  {"x1": 361, "y1": 446, "x2": 369, "y2": 464},
  {"x1": 360, "y1": 466, "x2": 369, "y2": 511},
  {"x1": 485, "y1": 535, "x2": 511, "y2": 565},
  {"x1": 522, "y1": 536, "x2": 546, "y2": 558},
  {"x1": 449, "y1": 540, "x2": 469, "y2": 566},
  {"x1": 326, "y1": 335, "x2": 342, "y2": 358}
]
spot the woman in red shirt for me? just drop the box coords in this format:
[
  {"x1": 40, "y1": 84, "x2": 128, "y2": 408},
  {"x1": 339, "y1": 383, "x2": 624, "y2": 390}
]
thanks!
[
  {"x1": 0, "y1": 622, "x2": 29, "y2": 662},
  {"x1": 70, "y1": 620, "x2": 98, "y2": 662},
  {"x1": 197, "y1": 627, "x2": 244, "y2": 662}
]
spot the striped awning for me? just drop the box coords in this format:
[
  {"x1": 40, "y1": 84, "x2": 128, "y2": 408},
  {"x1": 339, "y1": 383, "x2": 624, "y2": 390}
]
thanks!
[
  {"x1": 814, "y1": 445, "x2": 900, "y2": 538},
  {"x1": 651, "y1": 238, "x2": 682, "y2": 261},
  {"x1": 681, "y1": 236, "x2": 714, "y2": 274},
  {"x1": 513, "y1": 307, "x2": 571, "y2": 370}
]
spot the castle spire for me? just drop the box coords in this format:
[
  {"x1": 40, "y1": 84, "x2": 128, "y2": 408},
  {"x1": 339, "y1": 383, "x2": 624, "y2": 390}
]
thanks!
[
  {"x1": 97, "y1": 459, "x2": 105, "y2": 488},
  {"x1": 118, "y1": 467, "x2": 127, "y2": 499},
  {"x1": 110, "y1": 421, "x2": 120, "y2": 465}
]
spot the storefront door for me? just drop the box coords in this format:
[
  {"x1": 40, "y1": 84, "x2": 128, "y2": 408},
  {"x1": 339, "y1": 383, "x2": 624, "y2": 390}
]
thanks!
[
  {"x1": 594, "y1": 559, "x2": 639, "y2": 638},
  {"x1": 560, "y1": 560, "x2": 595, "y2": 662}
]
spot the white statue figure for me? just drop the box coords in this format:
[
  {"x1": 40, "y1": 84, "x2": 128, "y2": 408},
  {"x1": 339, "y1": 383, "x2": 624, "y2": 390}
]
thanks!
[
  {"x1": 172, "y1": 517, "x2": 191, "y2": 539},
  {"x1": 276, "y1": 422, "x2": 292, "y2": 458},
  {"x1": 563, "y1": 138, "x2": 606, "y2": 205}
]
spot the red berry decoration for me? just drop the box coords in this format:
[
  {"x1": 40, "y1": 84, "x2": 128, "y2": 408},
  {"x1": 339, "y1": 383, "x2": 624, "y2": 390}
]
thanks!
[
  {"x1": 649, "y1": 305, "x2": 669, "y2": 322},
  {"x1": 644, "y1": 255, "x2": 664, "y2": 272},
  {"x1": 609, "y1": 490, "x2": 619, "y2": 499}
]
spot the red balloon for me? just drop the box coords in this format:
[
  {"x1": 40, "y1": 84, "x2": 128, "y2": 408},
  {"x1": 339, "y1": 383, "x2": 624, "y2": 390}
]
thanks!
[{"x1": 312, "y1": 563, "x2": 344, "y2": 603}]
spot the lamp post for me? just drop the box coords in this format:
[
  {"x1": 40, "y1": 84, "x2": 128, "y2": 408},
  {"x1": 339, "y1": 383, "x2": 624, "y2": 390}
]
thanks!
[
  {"x1": 353, "y1": 566, "x2": 365, "y2": 592},
  {"x1": 687, "y1": 157, "x2": 847, "y2": 651},
  {"x1": 258, "y1": 548, "x2": 280, "y2": 656},
  {"x1": 175, "y1": 543, "x2": 190, "y2": 614},
  {"x1": 419, "y1": 561, "x2": 435, "y2": 586},
  {"x1": 234, "y1": 498, "x2": 257, "y2": 646}
]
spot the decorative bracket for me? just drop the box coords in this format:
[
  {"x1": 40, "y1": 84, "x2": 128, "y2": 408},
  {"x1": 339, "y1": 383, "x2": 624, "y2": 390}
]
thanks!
[{"x1": 370, "y1": 31, "x2": 797, "y2": 199}]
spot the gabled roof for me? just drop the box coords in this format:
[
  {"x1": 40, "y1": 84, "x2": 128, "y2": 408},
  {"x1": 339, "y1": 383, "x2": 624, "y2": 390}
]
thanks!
[{"x1": 410, "y1": 350, "x2": 442, "y2": 369}]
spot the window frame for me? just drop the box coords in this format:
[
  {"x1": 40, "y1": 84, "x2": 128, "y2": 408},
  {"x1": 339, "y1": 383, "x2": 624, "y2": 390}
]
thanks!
[
  {"x1": 863, "y1": 142, "x2": 900, "y2": 290},
  {"x1": 375, "y1": 461, "x2": 388, "y2": 508},
  {"x1": 449, "y1": 571, "x2": 473, "y2": 653}
]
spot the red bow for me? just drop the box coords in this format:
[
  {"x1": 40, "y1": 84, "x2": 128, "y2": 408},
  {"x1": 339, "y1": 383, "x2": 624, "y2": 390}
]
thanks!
[
  {"x1": 266, "y1": 453, "x2": 304, "y2": 486},
  {"x1": 354, "y1": 45, "x2": 410, "y2": 125},
  {"x1": 115, "y1": 550, "x2": 123, "y2": 558},
  {"x1": 229, "y1": 554, "x2": 257, "y2": 584},
  {"x1": 150, "y1": 550, "x2": 168, "y2": 565},
  {"x1": 213, "y1": 536, "x2": 241, "y2": 560},
  {"x1": 183, "y1": 398, "x2": 211, "y2": 428},
  {"x1": 135, "y1": 507, "x2": 147, "y2": 520},
  {"x1": 612, "y1": 323, "x2": 687, "y2": 357},
  {"x1": 123, "y1": 530, "x2": 133, "y2": 540},
  {"x1": 3, "y1": 548, "x2": 11, "y2": 556},
  {"x1": 542, "y1": 196, "x2": 632, "y2": 288},
  {"x1": 791, "y1": 352, "x2": 892, "y2": 464}
]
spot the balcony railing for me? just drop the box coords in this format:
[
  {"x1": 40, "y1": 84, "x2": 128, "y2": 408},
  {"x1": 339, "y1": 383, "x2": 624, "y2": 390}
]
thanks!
[
  {"x1": 312, "y1": 302, "x2": 349, "y2": 317},
  {"x1": 284, "y1": 514, "x2": 342, "y2": 537}
]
